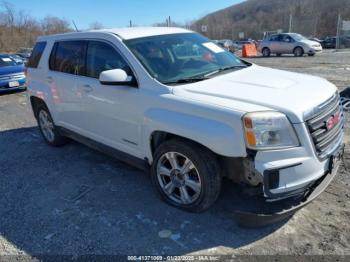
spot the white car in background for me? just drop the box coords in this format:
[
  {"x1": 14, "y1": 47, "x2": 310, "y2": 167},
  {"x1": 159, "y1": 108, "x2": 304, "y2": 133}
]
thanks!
[
  {"x1": 258, "y1": 33, "x2": 322, "y2": 57},
  {"x1": 26, "y1": 27, "x2": 344, "y2": 226}
]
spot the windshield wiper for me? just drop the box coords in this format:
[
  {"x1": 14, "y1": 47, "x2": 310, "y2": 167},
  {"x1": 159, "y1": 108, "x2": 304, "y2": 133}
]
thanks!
[
  {"x1": 163, "y1": 76, "x2": 209, "y2": 85},
  {"x1": 204, "y1": 65, "x2": 247, "y2": 77}
]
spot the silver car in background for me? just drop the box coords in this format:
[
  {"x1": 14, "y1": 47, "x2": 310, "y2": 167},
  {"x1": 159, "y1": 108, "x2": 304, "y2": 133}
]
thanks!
[{"x1": 258, "y1": 33, "x2": 322, "y2": 57}]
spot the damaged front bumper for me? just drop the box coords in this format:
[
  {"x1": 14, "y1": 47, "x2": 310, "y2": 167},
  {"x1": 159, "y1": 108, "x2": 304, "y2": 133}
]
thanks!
[{"x1": 234, "y1": 144, "x2": 344, "y2": 227}]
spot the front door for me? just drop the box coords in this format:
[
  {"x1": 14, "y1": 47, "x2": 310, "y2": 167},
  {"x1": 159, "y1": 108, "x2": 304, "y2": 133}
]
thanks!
[
  {"x1": 76, "y1": 40, "x2": 142, "y2": 157},
  {"x1": 279, "y1": 35, "x2": 295, "y2": 54}
]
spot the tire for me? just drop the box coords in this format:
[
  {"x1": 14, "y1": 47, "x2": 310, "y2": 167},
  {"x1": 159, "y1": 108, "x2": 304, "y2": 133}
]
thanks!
[
  {"x1": 293, "y1": 47, "x2": 304, "y2": 57},
  {"x1": 262, "y1": 47, "x2": 271, "y2": 57},
  {"x1": 151, "y1": 138, "x2": 222, "y2": 212},
  {"x1": 35, "y1": 104, "x2": 68, "y2": 146}
]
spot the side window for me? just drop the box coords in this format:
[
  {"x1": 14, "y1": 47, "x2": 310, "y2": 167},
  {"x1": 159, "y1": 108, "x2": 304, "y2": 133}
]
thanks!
[
  {"x1": 50, "y1": 41, "x2": 85, "y2": 74},
  {"x1": 281, "y1": 35, "x2": 292, "y2": 43},
  {"x1": 27, "y1": 42, "x2": 47, "y2": 68},
  {"x1": 269, "y1": 35, "x2": 279, "y2": 41},
  {"x1": 86, "y1": 41, "x2": 129, "y2": 79}
]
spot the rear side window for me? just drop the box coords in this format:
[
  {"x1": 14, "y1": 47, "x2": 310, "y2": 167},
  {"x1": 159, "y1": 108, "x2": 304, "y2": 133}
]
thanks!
[
  {"x1": 49, "y1": 41, "x2": 85, "y2": 74},
  {"x1": 269, "y1": 35, "x2": 280, "y2": 41},
  {"x1": 27, "y1": 42, "x2": 46, "y2": 68},
  {"x1": 85, "y1": 41, "x2": 129, "y2": 78}
]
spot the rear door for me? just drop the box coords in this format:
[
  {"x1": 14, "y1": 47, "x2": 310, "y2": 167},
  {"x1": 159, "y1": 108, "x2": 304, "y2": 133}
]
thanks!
[
  {"x1": 268, "y1": 35, "x2": 282, "y2": 53},
  {"x1": 47, "y1": 40, "x2": 86, "y2": 130}
]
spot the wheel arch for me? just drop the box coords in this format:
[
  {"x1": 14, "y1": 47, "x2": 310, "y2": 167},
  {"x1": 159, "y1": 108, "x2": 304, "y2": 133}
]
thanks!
[
  {"x1": 150, "y1": 131, "x2": 213, "y2": 156},
  {"x1": 143, "y1": 108, "x2": 247, "y2": 163},
  {"x1": 293, "y1": 46, "x2": 304, "y2": 53},
  {"x1": 30, "y1": 96, "x2": 47, "y2": 119}
]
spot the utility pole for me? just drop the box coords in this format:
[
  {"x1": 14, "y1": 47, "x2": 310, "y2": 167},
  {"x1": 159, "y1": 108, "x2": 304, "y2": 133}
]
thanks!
[
  {"x1": 129, "y1": 20, "x2": 132, "y2": 27},
  {"x1": 168, "y1": 16, "x2": 171, "y2": 27},
  {"x1": 289, "y1": 14, "x2": 292, "y2": 33},
  {"x1": 336, "y1": 14, "x2": 341, "y2": 50}
]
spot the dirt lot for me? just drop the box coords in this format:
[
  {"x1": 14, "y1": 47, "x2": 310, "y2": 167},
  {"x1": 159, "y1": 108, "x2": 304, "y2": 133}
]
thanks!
[{"x1": 0, "y1": 50, "x2": 349, "y2": 259}]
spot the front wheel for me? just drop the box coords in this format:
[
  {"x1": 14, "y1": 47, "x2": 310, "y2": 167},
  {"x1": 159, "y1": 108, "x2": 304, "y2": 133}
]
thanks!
[
  {"x1": 151, "y1": 139, "x2": 222, "y2": 212},
  {"x1": 293, "y1": 47, "x2": 304, "y2": 57}
]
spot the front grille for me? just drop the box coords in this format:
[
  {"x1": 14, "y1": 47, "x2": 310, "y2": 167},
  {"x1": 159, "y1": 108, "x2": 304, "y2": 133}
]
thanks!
[
  {"x1": 0, "y1": 73, "x2": 25, "y2": 81},
  {"x1": 306, "y1": 94, "x2": 345, "y2": 159}
]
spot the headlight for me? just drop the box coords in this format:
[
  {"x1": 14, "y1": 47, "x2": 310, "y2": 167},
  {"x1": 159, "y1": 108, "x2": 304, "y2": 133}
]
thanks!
[{"x1": 243, "y1": 112, "x2": 299, "y2": 150}]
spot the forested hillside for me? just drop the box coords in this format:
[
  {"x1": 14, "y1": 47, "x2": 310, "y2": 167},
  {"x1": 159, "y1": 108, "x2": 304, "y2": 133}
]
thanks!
[{"x1": 192, "y1": 0, "x2": 350, "y2": 39}]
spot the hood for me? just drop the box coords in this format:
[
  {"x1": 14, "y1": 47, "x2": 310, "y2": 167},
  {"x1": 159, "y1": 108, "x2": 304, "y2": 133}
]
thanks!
[
  {"x1": 172, "y1": 64, "x2": 337, "y2": 123},
  {"x1": 0, "y1": 65, "x2": 25, "y2": 75},
  {"x1": 301, "y1": 39, "x2": 320, "y2": 46}
]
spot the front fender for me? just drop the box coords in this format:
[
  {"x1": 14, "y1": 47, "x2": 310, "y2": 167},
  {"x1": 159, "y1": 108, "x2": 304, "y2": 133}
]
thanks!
[{"x1": 142, "y1": 108, "x2": 247, "y2": 161}]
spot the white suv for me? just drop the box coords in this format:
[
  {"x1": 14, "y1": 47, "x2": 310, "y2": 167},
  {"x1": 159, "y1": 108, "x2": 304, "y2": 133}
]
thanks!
[{"x1": 26, "y1": 27, "x2": 345, "y2": 225}]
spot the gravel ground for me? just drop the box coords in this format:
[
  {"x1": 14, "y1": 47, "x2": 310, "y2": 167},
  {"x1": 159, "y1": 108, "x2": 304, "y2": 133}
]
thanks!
[{"x1": 0, "y1": 50, "x2": 349, "y2": 259}]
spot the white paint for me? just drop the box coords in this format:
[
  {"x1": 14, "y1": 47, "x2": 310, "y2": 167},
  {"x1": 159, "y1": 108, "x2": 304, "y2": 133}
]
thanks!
[{"x1": 27, "y1": 28, "x2": 342, "y2": 201}]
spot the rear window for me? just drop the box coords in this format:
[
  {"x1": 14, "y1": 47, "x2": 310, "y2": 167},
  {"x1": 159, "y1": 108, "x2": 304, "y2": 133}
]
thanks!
[
  {"x1": 27, "y1": 42, "x2": 46, "y2": 68},
  {"x1": 49, "y1": 41, "x2": 85, "y2": 75}
]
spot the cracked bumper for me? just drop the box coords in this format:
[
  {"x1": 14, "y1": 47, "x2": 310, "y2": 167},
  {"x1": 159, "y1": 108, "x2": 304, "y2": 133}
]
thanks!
[{"x1": 234, "y1": 147, "x2": 343, "y2": 227}]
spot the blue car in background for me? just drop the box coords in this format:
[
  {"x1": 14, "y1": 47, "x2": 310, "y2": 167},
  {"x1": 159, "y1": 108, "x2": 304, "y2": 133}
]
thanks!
[{"x1": 0, "y1": 54, "x2": 26, "y2": 92}]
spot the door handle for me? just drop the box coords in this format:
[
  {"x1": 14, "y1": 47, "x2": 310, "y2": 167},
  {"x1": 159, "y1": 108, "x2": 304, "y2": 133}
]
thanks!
[{"x1": 82, "y1": 84, "x2": 93, "y2": 92}]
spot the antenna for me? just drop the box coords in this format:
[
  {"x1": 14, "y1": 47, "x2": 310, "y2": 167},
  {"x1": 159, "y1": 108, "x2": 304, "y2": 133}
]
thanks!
[{"x1": 72, "y1": 20, "x2": 79, "y2": 32}]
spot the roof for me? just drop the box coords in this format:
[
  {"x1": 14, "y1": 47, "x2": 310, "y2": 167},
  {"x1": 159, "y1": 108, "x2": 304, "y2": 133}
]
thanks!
[
  {"x1": 95, "y1": 27, "x2": 192, "y2": 40},
  {"x1": 38, "y1": 27, "x2": 193, "y2": 41}
]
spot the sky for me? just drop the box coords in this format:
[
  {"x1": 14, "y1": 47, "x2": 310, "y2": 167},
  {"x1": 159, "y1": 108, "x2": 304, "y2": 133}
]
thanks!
[{"x1": 6, "y1": 0, "x2": 243, "y2": 29}]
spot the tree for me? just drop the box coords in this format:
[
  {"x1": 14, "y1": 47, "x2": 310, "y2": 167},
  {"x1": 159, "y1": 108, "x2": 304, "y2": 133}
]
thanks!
[
  {"x1": 89, "y1": 21, "x2": 104, "y2": 30},
  {"x1": 41, "y1": 16, "x2": 71, "y2": 35}
]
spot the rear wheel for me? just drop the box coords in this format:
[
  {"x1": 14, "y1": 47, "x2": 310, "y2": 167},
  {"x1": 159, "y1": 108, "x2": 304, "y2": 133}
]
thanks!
[
  {"x1": 262, "y1": 47, "x2": 271, "y2": 57},
  {"x1": 293, "y1": 47, "x2": 304, "y2": 57},
  {"x1": 36, "y1": 105, "x2": 68, "y2": 146},
  {"x1": 151, "y1": 138, "x2": 222, "y2": 212}
]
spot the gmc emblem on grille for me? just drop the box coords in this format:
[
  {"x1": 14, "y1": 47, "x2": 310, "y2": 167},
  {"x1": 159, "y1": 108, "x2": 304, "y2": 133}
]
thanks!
[{"x1": 326, "y1": 112, "x2": 341, "y2": 130}]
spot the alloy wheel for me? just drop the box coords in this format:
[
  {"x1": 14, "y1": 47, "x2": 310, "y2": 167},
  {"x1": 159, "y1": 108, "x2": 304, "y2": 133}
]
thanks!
[
  {"x1": 38, "y1": 110, "x2": 55, "y2": 142},
  {"x1": 156, "y1": 152, "x2": 202, "y2": 205}
]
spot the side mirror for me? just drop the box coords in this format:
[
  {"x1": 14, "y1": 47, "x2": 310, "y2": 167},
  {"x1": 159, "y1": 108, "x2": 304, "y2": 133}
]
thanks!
[{"x1": 99, "y1": 69, "x2": 137, "y2": 87}]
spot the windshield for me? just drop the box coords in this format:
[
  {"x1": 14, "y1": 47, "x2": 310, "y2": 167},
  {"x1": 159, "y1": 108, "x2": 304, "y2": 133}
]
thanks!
[
  {"x1": 124, "y1": 33, "x2": 247, "y2": 84},
  {"x1": 289, "y1": 33, "x2": 307, "y2": 41},
  {"x1": 0, "y1": 56, "x2": 17, "y2": 67}
]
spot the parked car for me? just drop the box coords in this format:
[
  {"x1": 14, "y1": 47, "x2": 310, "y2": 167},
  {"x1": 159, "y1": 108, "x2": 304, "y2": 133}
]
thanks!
[
  {"x1": 213, "y1": 39, "x2": 238, "y2": 53},
  {"x1": 0, "y1": 54, "x2": 26, "y2": 92},
  {"x1": 15, "y1": 53, "x2": 29, "y2": 64},
  {"x1": 258, "y1": 33, "x2": 322, "y2": 57},
  {"x1": 9, "y1": 54, "x2": 25, "y2": 65},
  {"x1": 17, "y1": 47, "x2": 32, "y2": 57},
  {"x1": 233, "y1": 40, "x2": 255, "y2": 49},
  {"x1": 321, "y1": 37, "x2": 336, "y2": 49},
  {"x1": 309, "y1": 37, "x2": 322, "y2": 43},
  {"x1": 27, "y1": 28, "x2": 344, "y2": 226}
]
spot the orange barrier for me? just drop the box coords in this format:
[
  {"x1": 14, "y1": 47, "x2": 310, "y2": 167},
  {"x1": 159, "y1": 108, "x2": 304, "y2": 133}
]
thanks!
[{"x1": 242, "y1": 44, "x2": 257, "y2": 58}]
